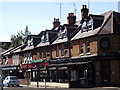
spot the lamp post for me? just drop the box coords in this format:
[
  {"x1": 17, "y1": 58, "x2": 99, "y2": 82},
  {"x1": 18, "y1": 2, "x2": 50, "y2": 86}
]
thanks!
[
  {"x1": 45, "y1": 66, "x2": 47, "y2": 89},
  {"x1": 37, "y1": 63, "x2": 39, "y2": 87},
  {"x1": 27, "y1": 61, "x2": 29, "y2": 86}
]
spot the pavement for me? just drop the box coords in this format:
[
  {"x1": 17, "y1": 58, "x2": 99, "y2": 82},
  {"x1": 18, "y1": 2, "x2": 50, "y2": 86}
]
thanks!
[{"x1": 20, "y1": 84, "x2": 120, "y2": 90}]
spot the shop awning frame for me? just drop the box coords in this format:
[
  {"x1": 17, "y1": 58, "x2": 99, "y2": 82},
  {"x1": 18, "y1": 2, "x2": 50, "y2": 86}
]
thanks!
[{"x1": 31, "y1": 60, "x2": 44, "y2": 63}]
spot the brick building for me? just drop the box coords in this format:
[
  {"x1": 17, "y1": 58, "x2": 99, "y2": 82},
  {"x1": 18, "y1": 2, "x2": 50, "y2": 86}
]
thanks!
[{"x1": 1, "y1": 5, "x2": 120, "y2": 88}]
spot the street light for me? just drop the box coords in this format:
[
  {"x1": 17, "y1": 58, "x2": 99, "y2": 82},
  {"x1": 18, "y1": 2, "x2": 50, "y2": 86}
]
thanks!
[
  {"x1": 45, "y1": 66, "x2": 47, "y2": 89},
  {"x1": 26, "y1": 61, "x2": 29, "y2": 86},
  {"x1": 37, "y1": 63, "x2": 39, "y2": 87}
]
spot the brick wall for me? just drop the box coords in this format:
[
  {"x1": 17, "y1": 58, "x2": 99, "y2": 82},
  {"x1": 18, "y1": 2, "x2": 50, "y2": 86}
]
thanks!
[
  {"x1": 8, "y1": 57, "x2": 12, "y2": 64},
  {"x1": 70, "y1": 37, "x2": 98, "y2": 57},
  {"x1": 98, "y1": 35, "x2": 118, "y2": 54},
  {"x1": 110, "y1": 60, "x2": 120, "y2": 85},
  {"x1": 95, "y1": 60, "x2": 101, "y2": 86}
]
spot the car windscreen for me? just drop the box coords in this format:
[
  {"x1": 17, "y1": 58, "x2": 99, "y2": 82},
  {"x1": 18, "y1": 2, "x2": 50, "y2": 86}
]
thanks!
[{"x1": 10, "y1": 77, "x2": 17, "y2": 80}]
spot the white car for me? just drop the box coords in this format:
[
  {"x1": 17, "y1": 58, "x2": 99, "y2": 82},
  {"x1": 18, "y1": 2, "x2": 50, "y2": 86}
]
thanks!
[{"x1": 3, "y1": 76, "x2": 19, "y2": 87}]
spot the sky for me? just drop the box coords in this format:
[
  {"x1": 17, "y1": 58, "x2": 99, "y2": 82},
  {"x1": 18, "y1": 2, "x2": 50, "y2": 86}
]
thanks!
[{"x1": 0, "y1": 0, "x2": 120, "y2": 42}]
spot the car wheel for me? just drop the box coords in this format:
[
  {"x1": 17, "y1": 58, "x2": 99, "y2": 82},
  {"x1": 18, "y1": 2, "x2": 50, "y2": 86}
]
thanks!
[
  {"x1": 6, "y1": 84, "x2": 10, "y2": 87},
  {"x1": 17, "y1": 85, "x2": 19, "y2": 87},
  {"x1": 12, "y1": 85, "x2": 14, "y2": 87}
]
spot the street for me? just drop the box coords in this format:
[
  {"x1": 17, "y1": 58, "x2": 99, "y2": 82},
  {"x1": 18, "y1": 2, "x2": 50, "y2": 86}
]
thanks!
[{"x1": 2, "y1": 86, "x2": 120, "y2": 90}]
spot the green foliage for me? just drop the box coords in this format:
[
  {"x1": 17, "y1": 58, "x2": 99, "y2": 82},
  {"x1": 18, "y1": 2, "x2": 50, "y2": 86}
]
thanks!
[
  {"x1": 10, "y1": 25, "x2": 31, "y2": 47},
  {"x1": 2, "y1": 43, "x2": 10, "y2": 50}
]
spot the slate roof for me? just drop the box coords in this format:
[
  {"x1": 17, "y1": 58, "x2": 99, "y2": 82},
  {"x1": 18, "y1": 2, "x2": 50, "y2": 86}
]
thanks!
[
  {"x1": 0, "y1": 44, "x2": 25, "y2": 56},
  {"x1": 36, "y1": 42, "x2": 50, "y2": 47},
  {"x1": 10, "y1": 44, "x2": 25, "y2": 53},
  {"x1": 71, "y1": 11, "x2": 120, "y2": 41},
  {"x1": 22, "y1": 45, "x2": 34, "y2": 51}
]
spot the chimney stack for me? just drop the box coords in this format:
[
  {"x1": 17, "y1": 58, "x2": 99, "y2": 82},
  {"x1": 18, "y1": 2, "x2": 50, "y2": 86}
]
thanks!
[
  {"x1": 81, "y1": 5, "x2": 89, "y2": 19},
  {"x1": 67, "y1": 13, "x2": 76, "y2": 25},
  {"x1": 53, "y1": 18, "x2": 60, "y2": 28}
]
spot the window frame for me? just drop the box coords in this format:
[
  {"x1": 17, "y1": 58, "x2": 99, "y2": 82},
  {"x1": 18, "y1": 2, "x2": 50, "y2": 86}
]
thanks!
[
  {"x1": 86, "y1": 42, "x2": 90, "y2": 55},
  {"x1": 61, "y1": 44, "x2": 64, "y2": 56},
  {"x1": 39, "y1": 50, "x2": 42, "y2": 59},
  {"x1": 43, "y1": 48, "x2": 46, "y2": 58},
  {"x1": 56, "y1": 45, "x2": 59, "y2": 57},
  {"x1": 79, "y1": 43, "x2": 84, "y2": 56}
]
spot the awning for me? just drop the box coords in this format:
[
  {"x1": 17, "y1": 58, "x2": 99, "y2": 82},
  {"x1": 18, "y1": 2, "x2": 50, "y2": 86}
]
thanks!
[
  {"x1": 2, "y1": 65, "x2": 20, "y2": 70},
  {"x1": 31, "y1": 60, "x2": 44, "y2": 63},
  {"x1": 48, "y1": 60, "x2": 93, "y2": 67},
  {"x1": 21, "y1": 64, "x2": 35, "y2": 69}
]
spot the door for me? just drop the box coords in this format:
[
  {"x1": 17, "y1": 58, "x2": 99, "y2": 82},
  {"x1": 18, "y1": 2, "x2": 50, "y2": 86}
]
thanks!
[{"x1": 100, "y1": 60, "x2": 111, "y2": 86}]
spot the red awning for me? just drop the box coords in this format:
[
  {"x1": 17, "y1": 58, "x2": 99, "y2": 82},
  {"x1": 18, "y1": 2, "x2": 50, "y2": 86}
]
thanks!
[
  {"x1": 44, "y1": 62, "x2": 50, "y2": 66},
  {"x1": 21, "y1": 63, "x2": 44, "y2": 69},
  {"x1": 21, "y1": 61, "x2": 50, "y2": 69},
  {"x1": 21, "y1": 64, "x2": 35, "y2": 69}
]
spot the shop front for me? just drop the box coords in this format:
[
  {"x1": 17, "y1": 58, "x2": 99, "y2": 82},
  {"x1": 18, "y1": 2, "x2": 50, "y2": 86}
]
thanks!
[
  {"x1": 48, "y1": 57, "x2": 95, "y2": 88},
  {"x1": 68, "y1": 62, "x2": 95, "y2": 88},
  {"x1": 20, "y1": 60, "x2": 50, "y2": 82},
  {"x1": 2, "y1": 65, "x2": 20, "y2": 78}
]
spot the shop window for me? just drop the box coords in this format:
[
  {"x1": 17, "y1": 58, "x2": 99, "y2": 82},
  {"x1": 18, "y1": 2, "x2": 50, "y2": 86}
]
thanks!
[
  {"x1": 86, "y1": 42, "x2": 90, "y2": 55},
  {"x1": 80, "y1": 43, "x2": 84, "y2": 55},
  {"x1": 71, "y1": 70, "x2": 78, "y2": 81}
]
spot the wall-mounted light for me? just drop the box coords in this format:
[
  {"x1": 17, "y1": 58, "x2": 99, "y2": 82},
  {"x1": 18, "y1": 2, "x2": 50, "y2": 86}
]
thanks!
[{"x1": 112, "y1": 71, "x2": 115, "y2": 75}]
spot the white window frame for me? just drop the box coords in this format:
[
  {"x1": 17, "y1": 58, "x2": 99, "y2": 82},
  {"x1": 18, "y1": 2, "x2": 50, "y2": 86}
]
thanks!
[{"x1": 86, "y1": 42, "x2": 90, "y2": 55}]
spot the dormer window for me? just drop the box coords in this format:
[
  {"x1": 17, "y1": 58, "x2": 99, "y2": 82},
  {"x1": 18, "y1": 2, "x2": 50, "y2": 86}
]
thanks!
[
  {"x1": 58, "y1": 27, "x2": 67, "y2": 39},
  {"x1": 28, "y1": 37, "x2": 33, "y2": 46},
  {"x1": 58, "y1": 31, "x2": 63, "y2": 39},
  {"x1": 87, "y1": 19, "x2": 93, "y2": 30},
  {"x1": 41, "y1": 33, "x2": 49, "y2": 43},
  {"x1": 81, "y1": 18, "x2": 93, "y2": 33}
]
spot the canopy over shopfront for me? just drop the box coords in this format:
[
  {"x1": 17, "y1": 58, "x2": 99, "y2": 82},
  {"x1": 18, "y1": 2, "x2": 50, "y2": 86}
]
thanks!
[
  {"x1": 21, "y1": 60, "x2": 51, "y2": 69},
  {"x1": 31, "y1": 60, "x2": 44, "y2": 63}
]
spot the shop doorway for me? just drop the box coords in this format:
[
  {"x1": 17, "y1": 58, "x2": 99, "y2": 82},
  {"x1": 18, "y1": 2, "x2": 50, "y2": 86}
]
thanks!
[
  {"x1": 69, "y1": 63, "x2": 94, "y2": 87},
  {"x1": 100, "y1": 60, "x2": 111, "y2": 86}
]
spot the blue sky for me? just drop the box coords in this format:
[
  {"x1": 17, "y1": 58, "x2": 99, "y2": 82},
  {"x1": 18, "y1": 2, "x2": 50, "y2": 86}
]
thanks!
[{"x1": 0, "y1": 1, "x2": 119, "y2": 42}]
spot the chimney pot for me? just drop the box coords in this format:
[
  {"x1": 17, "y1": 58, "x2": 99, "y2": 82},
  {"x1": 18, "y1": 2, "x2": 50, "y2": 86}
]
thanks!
[
  {"x1": 67, "y1": 13, "x2": 76, "y2": 24},
  {"x1": 53, "y1": 18, "x2": 60, "y2": 28},
  {"x1": 81, "y1": 5, "x2": 89, "y2": 19}
]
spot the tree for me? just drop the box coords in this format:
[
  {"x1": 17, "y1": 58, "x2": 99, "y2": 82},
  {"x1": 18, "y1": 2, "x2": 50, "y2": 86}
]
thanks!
[
  {"x1": 23, "y1": 25, "x2": 31, "y2": 45},
  {"x1": 10, "y1": 25, "x2": 31, "y2": 47},
  {"x1": 2, "y1": 42, "x2": 11, "y2": 50}
]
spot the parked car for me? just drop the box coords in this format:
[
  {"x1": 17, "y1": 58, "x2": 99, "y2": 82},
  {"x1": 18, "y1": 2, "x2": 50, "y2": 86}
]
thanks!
[
  {"x1": 3, "y1": 76, "x2": 19, "y2": 87},
  {"x1": 0, "y1": 77, "x2": 3, "y2": 88}
]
